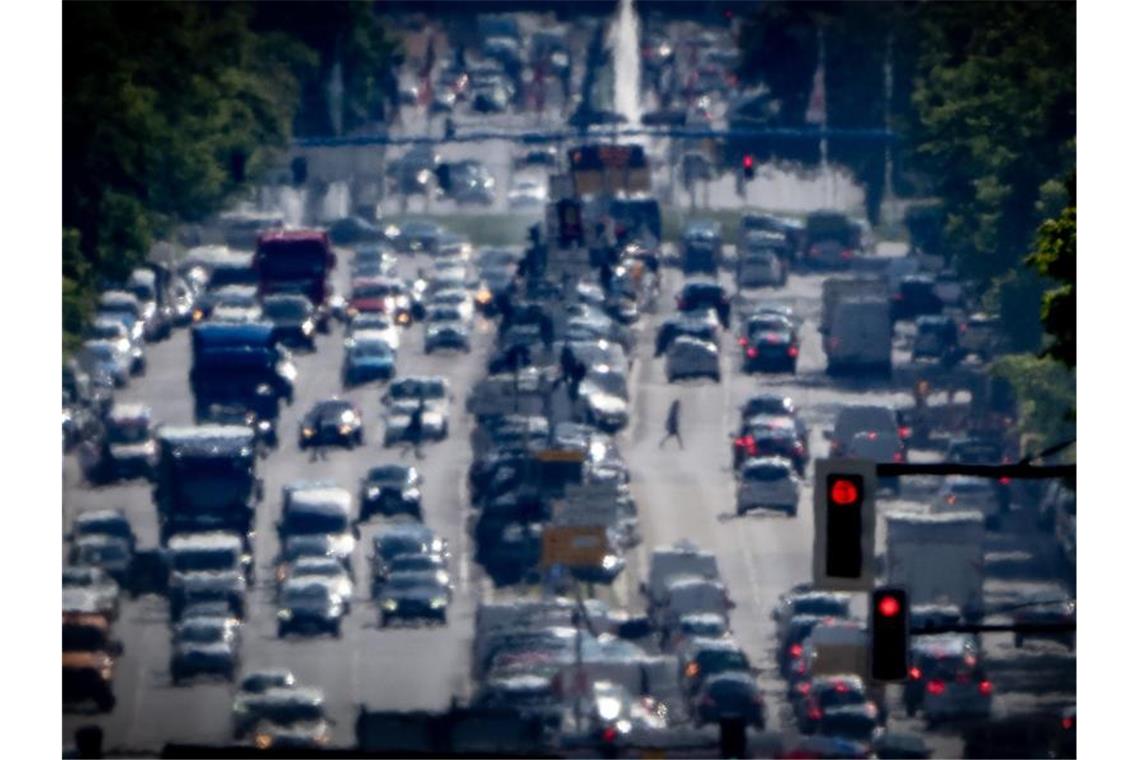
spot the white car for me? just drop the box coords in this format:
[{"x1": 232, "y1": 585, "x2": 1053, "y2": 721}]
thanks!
[
  {"x1": 736, "y1": 457, "x2": 800, "y2": 516},
  {"x1": 507, "y1": 178, "x2": 548, "y2": 209},
  {"x1": 382, "y1": 376, "x2": 452, "y2": 444},
  {"x1": 665, "y1": 335, "x2": 720, "y2": 383},
  {"x1": 428, "y1": 289, "x2": 475, "y2": 323},
  {"x1": 346, "y1": 313, "x2": 400, "y2": 353},
  {"x1": 578, "y1": 368, "x2": 630, "y2": 432},
  {"x1": 934, "y1": 476, "x2": 1002, "y2": 527}
]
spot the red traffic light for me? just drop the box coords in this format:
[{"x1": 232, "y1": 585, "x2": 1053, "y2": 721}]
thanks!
[
  {"x1": 829, "y1": 478, "x2": 859, "y2": 505},
  {"x1": 877, "y1": 594, "x2": 901, "y2": 618}
]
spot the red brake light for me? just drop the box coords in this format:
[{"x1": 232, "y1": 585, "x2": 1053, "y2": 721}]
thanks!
[
  {"x1": 788, "y1": 346, "x2": 799, "y2": 357},
  {"x1": 908, "y1": 667, "x2": 921, "y2": 680},
  {"x1": 927, "y1": 680, "x2": 945, "y2": 695},
  {"x1": 601, "y1": 726, "x2": 617, "y2": 743},
  {"x1": 789, "y1": 643, "x2": 803, "y2": 658},
  {"x1": 808, "y1": 707, "x2": 822, "y2": 721},
  {"x1": 738, "y1": 337, "x2": 748, "y2": 346},
  {"x1": 898, "y1": 426, "x2": 911, "y2": 439},
  {"x1": 835, "y1": 682, "x2": 848, "y2": 693},
  {"x1": 999, "y1": 476, "x2": 1011, "y2": 486},
  {"x1": 796, "y1": 681, "x2": 811, "y2": 694},
  {"x1": 747, "y1": 347, "x2": 759, "y2": 358},
  {"x1": 1062, "y1": 717, "x2": 1074, "y2": 730},
  {"x1": 978, "y1": 680, "x2": 993, "y2": 696},
  {"x1": 892, "y1": 451, "x2": 904, "y2": 463}
]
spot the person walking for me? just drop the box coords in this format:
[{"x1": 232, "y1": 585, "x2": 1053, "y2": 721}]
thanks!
[
  {"x1": 659, "y1": 398, "x2": 683, "y2": 449},
  {"x1": 401, "y1": 399, "x2": 426, "y2": 460}
]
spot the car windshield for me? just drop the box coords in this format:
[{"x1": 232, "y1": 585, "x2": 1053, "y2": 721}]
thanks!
[
  {"x1": 587, "y1": 372, "x2": 627, "y2": 397},
  {"x1": 743, "y1": 463, "x2": 790, "y2": 481},
  {"x1": 385, "y1": 575, "x2": 436, "y2": 592},
  {"x1": 178, "y1": 623, "x2": 226, "y2": 644},
  {"x1": 391, "y1": 556, "x2": 437, "y2": 572},
  {"x1": 107, "y1": 421, "x2": 150, "y2": 444},
  {"x1": 353, "y1": 283, "x2": 394, "y2": 298},
  {"x1": 314, "y1": 401, "x2": 353, "y2": 416},
  {"x1": 697, "y1": 649, "x2": 749, "y2": 673},
  {"x1": 352, "y1": 317, "x2": 391, "y2": 332},
  {"x1": 173, "y1": 547, "x2": 238, "y2": 573},
  {"x1": 218, "y1": 292, "x2": 257, "y2": 308},
  {"x1": 380, "y1": 537, "x2": 426, "y2": 559},
  {"x1": 683, "y1": 619, "x2": 725, "y2": 637},
  {"x1": 352, "y1": 341, "x2": 390, "y2": 358},
  {"x1": 429, "y1": 307, "x2": 462, "y2": 322},
  {"x1": 260, "y1": 700, "x2": 325, "y2": 725},
  {"x1": 284, "y1": 585, "x2": 332, "y2": 603},
  {"x1": 794, "y1": 598, "x2": 848, "y2": 616},
  {"x1": 263, "y1": 299, "x2": 309, "y2": 319},
  {"x1": 78, "y1": 543, "x2": 129, "y2": 563},
  {"x1": 295, "y1": 562, "x2": 343, "y2": 578},
  {"x1": 63, "y1": 568, "x2": 101, "y2": 587},
  {"x1": 283, "y1": 511, "x2": 349, "y2": 535}
]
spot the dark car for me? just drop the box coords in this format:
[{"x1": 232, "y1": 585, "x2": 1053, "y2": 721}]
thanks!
[
  {"x1": 693, "y1": 672, "x2": 765, "y2": 728},
  {"x1": 892, "y1": 275, "x2": 943, "y2": 321},
  {"x1": 327, "y1": 216, "x2": 386, "y2": 246},
  {"x1": 796, "y1": 675, "x2": 877, "y2": 734},
  {"x1": 276, "y1": 580, "x2": 345, "y2": 637},
  {"x1": 742, "y1": 327, "x2": 799, "y2": 373},
  {"x1": 71, "y1": 508, "x2": 137, "y2": 554},
  {"x1": 733, "y1": 423, "x2": 807, "y2": 474},
  {"x1": 261, "y1": 295, "x2": 317, "y2": 350},
  {"x1": 1012, "y1": 596, "x2": 1075, "y2": 650},
  {"x1": 676, "y1": 278, "x2": 730, "y2": 326},
  {"x1": 170, "y1": 617, "x2": 241, "y2": 683},
  {"x1": 739, "y1": 394, "x2": 809, "y2": 447},
  {"x1": 370, "y1": 525, "x2": 448, "y2": 592},
  {"x1": 912, "y1": 315, "x2": 960, "y2": 363},
  {"x1": 946, "y1": 434, "x2": 1013, "y2": 510},
  {"x1": 378, "y1": 570, "x2": 450, "y2": 626},
  {"x1": 298, "y1": 399, "x2": 364, "y2": 448},
  {"x1": 389, "y1": 219, "x2": 445, "y2": 254},
  {"x1": 359, "y1": 465, "x2": 423, "y2": 521}
]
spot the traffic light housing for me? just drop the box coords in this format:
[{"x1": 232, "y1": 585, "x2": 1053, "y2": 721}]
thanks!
[
  {"x1": 813, "y1": 458, "x2": 876, "y2": 591},
  {"x1": 870, "y1": 587, "x2": 910, "y2": 682},
  {"x1": 742, "y1": 154, "x2": 756, "y2": 180}
]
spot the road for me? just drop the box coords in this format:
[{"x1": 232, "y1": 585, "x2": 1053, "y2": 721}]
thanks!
[{"x1": 64, "y1": 231, "x2": 1075, "y2": 755}]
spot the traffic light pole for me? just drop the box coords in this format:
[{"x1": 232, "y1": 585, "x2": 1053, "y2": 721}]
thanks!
[
  {"x1": 875, "y1": 462, "x2": 1074, "y2": 480},
  {"x1": 912, "y1": 622, "x2": 1076, "y2": 636}
]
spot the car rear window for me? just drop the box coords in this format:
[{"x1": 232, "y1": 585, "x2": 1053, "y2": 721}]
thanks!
[{"x1": 742, "y1": 463, "x2": 791, "y2": 481}]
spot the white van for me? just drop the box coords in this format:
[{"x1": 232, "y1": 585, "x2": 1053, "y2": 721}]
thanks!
[{"x1": 824, "y1": 297, "x2": 892, "y2": 376}]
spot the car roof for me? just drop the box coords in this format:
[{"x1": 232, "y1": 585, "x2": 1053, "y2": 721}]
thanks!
[
  {"x1": 168, "y1": 532, "x2": 244, "y2": 551},
  {"x1": 284, "y1": 487, "x2": 352, "y2": 514},
  {"x1": 159, "y1": 425, "x2": 255, "y2": 452},
  {"x1": 74, "y1": 509, "x2": 129, "y2": 525}
]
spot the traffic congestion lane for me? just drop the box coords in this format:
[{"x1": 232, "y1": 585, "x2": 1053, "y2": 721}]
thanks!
[{"x1": 63, "y1": 249, "x2": 494, "y2": 750}]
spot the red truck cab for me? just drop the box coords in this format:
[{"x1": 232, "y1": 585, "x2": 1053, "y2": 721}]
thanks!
[{"x1": 254, "y1": 230, "x2": 336, "y2": 330}]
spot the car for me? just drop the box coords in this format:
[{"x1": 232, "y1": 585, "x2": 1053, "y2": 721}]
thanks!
[
  {"x1": 733, "y1": 422, "x2": 807, "y2": 474},
  {"x1": 655, "y1": 311, "x2": 720, "y2": 356},
  {"x1": 892, "y1": 275, "x2": 943, "y2": 321},
  {"x1": 351, "y1": 246, "x2": 398, "y2": 278},
  {"x1": 871, "y1": 732, "x2": 932, "y2": 759},
  {"x1": 507, "y1": 178, "x2": 548, "y2": 209},
  {"x1": 737, "y1": 241, "x2": 786, "y2": 288},
  {"x1": 693, "y1": 672, "x2": 766, "y2": 728},
  {"x1": 86, "y1": 317, "x2": 146, "y2": 375},
  {"x1": 327, "y1": 215, "x2": 387, "y2": 245},
  {"x1": 676, "y1": 278, "x2": 730, "y2": 326},
  {"x1": 63, "y1": 651, "x2": 117, "y2": 713},
  {"x1": 663, "y1": 612, "x2": 731, "y2": 654},
  {"x1": 69, "y1": 534, "x2": 132, "y2": 586},
  {"x1": 903, "y1": 634, "x2": 984, "y2": 718},
  {"x1": 912, "y1": 315, "x2": 960, "y2": 363},
  {"x1": 446, "y1": 160, "x2": 496, "y2": 205},
  {"x1": 88, "y1": 403, "x2": 158, "y2": 482},
  {"x1": 170, "y1": 616, "x2": 241, "y2": 684},
  {"x1": 63, "y1": 565, "x2": 121, "y2": 621},
  {"x1": 795, "y1": 675, "x2": 877, "y2": 734},
  {"x1": 778, "y1": 615, "x2": 833, "y2": 681},
  {"x1": 348, "y1": 276, "x2": 405, "y2": 318},
  {"x1": 378, "y1": 570, "x2": 450, "y2": 626},
  {"x1": 342, "y1": 331, "x2": 396, "y2": 386},
  {"x1": 772, "y1": 590, "x2": 851, "y2": 638},
  {"x1": 370, "y1": 525, "x2": 449, "y2": 591},
  {"x1": 739, "y1": 394, "x2": 808, "y2": 443},
  {"x1": 277, "y1": 483, "x2": 357, "y2": 572},
  {"x1": 1011, "y1": 595, "x2": 1075, "y2": 650},
  {"x1": 382, "y1": 376, "x2": 452, "y2": 444},
  {"x1": 679, "y1": 638, "x2": 753, "y2": 698},
  {"x1": 828, "y1": 406, "x2": 901, "y2": 458},
  {"x1": 261, "y1": 295, "x2": 317, "y2": 350},
  {"x1": 277, "y1": 580, "x2": 345, "y2": 637},
  {"x1": 359, "y1": 464, "x2": 423, "y2": 521},
  {"x1": 665, "y1": 335, "x2": 720, "y2": 382},
  {"x1": 282, "y1": 557, "x2": 354, "y2": 612},
  {"x1": 167, "y1": 532, "x2": 251, "y2": 619},
  {"x1": 736, "y1": 456, "x2": 801, "y2": 516},
  {"x1": 232, "y1": 686, "x2": 329, "y2": 745},
  {"x1": 429, "y1": 288, "x2": 475, "y2": 323},
  {"x1": 386, "y1": 553, "x2": 452, "y2": 595},
  {"x1": 819, "y1": 703, "x2": 882, "y2": 746},
  {"x1": 934, "y1": 475, "x2": 1003, "y2": 528},
  {"x1": 741, "y1": 324, "x2": 799, "y2": 373},
  {"x1": 209, "y1": 285, "x2": 263, "y2": 323},
  {"x1": 79, "y1": 339, "x2": 131, "y2": 389},
  {"x1": 298, "y1": 399, "x2": 364, "y2": 448},
  {"x1": 846, "y1": 431, "x2": 906, "y2": 493},
  {"x1": 578, "y1": 367, "x2": 630, "y2": 432},
  {"x1": 424, "y1": 305, "x2": 472, "y2": 354},
  {"x1": 387, "y1": 218, "x2": 445, "y2": 254}
]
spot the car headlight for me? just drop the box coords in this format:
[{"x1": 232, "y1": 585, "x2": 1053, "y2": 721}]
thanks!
[
  {"x1": 302, "y1": 427, "x2": 315, "y2": 438},
  {"x1": 339, "y1": 424, "x2": 354, "y2": 435},
  {"x1": 254, "y1": 733, "x2": 272, "y2": 750},
  {"x1": 402, "y1": 488, "x2": 420, "y2": 500},
  {"x1": 397, "y1": 312, "x2": 411, "y2": 325},
  {"x1": 192, "y1": 309, "x2": 204, "y2": 322},
  {"x1": 382, "y1": 599, "x2": 398, "y2": 611},
  {"x1": 430, "y1": 597, "x2": 447, "y2": 609},
  {"x1": 475, "y1": 289, "x2": 492, "y2": 304},
  {"x1": 257, "y1": 420, "x2": 272, "y2": 433},
  {"x1": 602, "y1": 554, "x2": 619, "y2": 570},
  {"x1": 367, "y1": 486, "x2": 380, "y2": 499},
  {"x1": 277, "y1": 609, "x2": 293, "y2": 620}
]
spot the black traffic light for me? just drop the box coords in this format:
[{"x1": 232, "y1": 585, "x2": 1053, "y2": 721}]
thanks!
[
  {"x1": 870, "y1": 587, "x2": 910, "y2": 682},
  {"x1": 825, "y1": 473, "x2": 864, "y2": 579},
  {"x1": 742, "y1": 153, "x2": 756, "y2": 180}
]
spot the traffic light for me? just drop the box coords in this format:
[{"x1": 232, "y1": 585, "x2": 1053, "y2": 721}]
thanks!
[
  {"x1": 870, "y1": 587, "x2": 910, "y2": 682},
  {"x1": 813, "y1": 458, "x2": 876, "y2": 591},
  {"x1": 742, "y1": 153, "x2": 756, "y2": 180}
]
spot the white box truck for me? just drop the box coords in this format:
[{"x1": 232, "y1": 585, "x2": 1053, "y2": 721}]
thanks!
[{"x1": 885, "y1": 511, "x2": 985, "y2": 620}]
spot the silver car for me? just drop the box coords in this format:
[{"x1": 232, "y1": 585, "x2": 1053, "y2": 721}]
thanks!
[
  {"x1": 736, "y1": 457, "x2": 800, "y2": 516},
  {"x1": 665, "y1": 336, "x2": 720, "y2": 383}
]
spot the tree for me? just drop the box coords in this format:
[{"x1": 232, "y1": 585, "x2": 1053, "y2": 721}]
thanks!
[{"x1": 1026, "y1": 173, "x2": 1076, "y2": 369}]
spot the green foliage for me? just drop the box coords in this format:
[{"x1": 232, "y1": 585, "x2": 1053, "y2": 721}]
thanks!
[
  {"x1": 990, "y1": 354, "x2": 1075, "y2": 452},
  {"x1": 1026, "y1": 174, "x2": 1076, "y2": 368}
]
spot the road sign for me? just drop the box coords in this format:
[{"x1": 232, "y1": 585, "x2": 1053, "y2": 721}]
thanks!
[
  {"x1": 536, "y1": 448, "x2": 587, "y2": 463},
  {"x1": 813, "y1": 458, "x2": 877, "y2": 591},
  {"x1": 542, "y1": 525, "x2": 608, "y2": 568}
]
